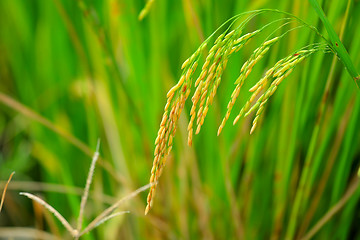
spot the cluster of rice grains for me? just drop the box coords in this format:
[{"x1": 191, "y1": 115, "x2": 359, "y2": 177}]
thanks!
[{"x1": 145, "y1": 13, "x2": 329, "y2": 214}]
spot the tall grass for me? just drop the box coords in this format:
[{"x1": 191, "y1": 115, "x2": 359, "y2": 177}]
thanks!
[{"x1": 0, "y1": 0, "x2": 359, "y2": 239}]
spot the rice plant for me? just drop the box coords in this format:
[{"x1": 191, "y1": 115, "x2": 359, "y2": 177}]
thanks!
[
  {"x1": 145, "y1": 9, "x2": 357, "y2": 218},
  {"x1": 1, "y1": 0, "x2": 360, "y2": 239}
]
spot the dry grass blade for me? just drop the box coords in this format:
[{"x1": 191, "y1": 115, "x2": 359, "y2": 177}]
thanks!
[
  {"x1": 82, "y1": 182, "x2": 154, "y2": 235},
  {"x1": 19, "y1": 192, "x2": 77, "y2": 237},
  {"x1": 0, "y1": 227, "x2": 61, "y2": 240},
  {"x1": 0, "y1": 171, "x2": 15, "y2": 213},
  {"x1": 77, "y1": 139, "x2": 101, "y2": 232},
  {"x1": 93, "y1": 211, "x2": 130, "y2": 228},
  {"x1": 1, "y1": 180, "x2": 116, "y2": 205}
]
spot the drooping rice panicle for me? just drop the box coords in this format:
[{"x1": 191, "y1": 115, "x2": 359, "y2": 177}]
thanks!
[
  {"x1": 194, "y1": 33, "x2": 226, "y2": 131},
  {"x1": 187, "y1": 35, "x2": 224, "y2": 146},
  {"x1": 146, "y1": 9, "x2": 330, "y2": 214},
  {"x1": 145, "y1": 43, "x2": 207, "y2": 214},
  {"x1": 240, "y1": 45, "x2": 326, "y2": 134},
  {"x1": 148, "y1": 13, "x2": 265, "y2": 212},
  {"x1": 188, "y1": 13, "x2": 276, "y2": 144},
  {"x1": 188, "y1": 31, "x2": 239, "y2": 144},
  {"x1": 217, "y1": 35, "x2": 281, "y2": 135},
  {"x1": 195, "y1": 29, "x2": 268, "y2": 135},
  {"x1": 232, "y1": 62, "x2": 285, "y2": 125},
  {"x1": 218, "y1": 21, "x2": 309, "y2": 134},
  {"x1": 194, "y1": 30, "x2": 242, "y2": 135}
]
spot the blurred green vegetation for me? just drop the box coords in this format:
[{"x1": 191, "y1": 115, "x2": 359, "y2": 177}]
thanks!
[{"x1": 0, "y1": 0, "x2": 359, "y2": 239}]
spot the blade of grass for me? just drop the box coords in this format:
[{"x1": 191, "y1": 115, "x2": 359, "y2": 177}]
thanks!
[
  {"x1": 0, "y1": 92, "x2": 123, "y2": 184},
  {"x1": 301, "y1": 174, "x2": 360, "y2": 240},
  {"x1": 308, "y1": 0, "x2": 360, "y2": 87},
  {"x1": 19, "y1": 192, "x2": 77, "y2": 237}
]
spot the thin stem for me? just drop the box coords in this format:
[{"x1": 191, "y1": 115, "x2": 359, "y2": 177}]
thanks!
[
  {"x1": 80, "y1": 183, "x2": 154, "y2": 236},
  {"x1": 138, "y1": 0, "x2": 155, "y2": 20},
  {"x1": 0, "y1": 172, "x2": 15, "y2": 212},
  {"x1": 77, "y1": 140, "x2": 101, "y2": 234},
  {"x1": 91, "y1": 211, "x2": 130, "y2": 229}
]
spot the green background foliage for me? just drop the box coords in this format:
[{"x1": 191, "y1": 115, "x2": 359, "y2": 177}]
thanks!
[{"x1": 0, "y1": 0, "x2": 359, "y2": 239}]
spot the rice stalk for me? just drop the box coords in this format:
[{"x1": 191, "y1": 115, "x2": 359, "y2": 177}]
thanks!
[
  {"x1": 0, "y1": 172, "x2": 15, "y2": 213},
  {"x1": 92, "y1": 211, "x2": 130, "y2": 228},
  {"x1": 138, "y1": 0, "x2": 155, "y2": 21},
  {"x1": 82, "y1": 183, "x2": 153, "y2": 235},
  {"x1": 19, "y1": 192, "x2": 77, "y2": 237},
  {"x1": 76, "y1": 139, "x2": 100, "y2": 235}
]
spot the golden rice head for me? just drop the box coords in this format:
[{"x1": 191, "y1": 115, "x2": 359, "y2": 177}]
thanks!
[
  {"x1": 218, "y1": 36, "x2": 280, "y2": 135},
  {"x1": 243, "y1": 48, "x2": 315, "y2": 134},
  {"x1": 191, "y1": 29, "x2": 262, "y2": 138},
  {"x1": 188, "y1": 31, "x2": 236, "y2": 143},
  {"x1": 145, "y1": 43, "x2": 207, "y2": 214},
  {"x1": 145, "y1": 21, "x2": 322, "y2": 214},
  {"x1": 195, "y1": 31, "x2": 240, "y2": 135}
]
